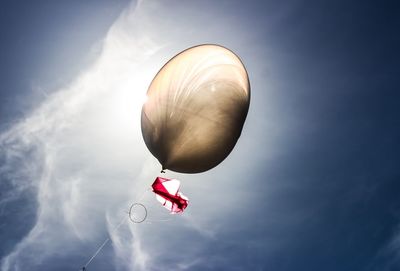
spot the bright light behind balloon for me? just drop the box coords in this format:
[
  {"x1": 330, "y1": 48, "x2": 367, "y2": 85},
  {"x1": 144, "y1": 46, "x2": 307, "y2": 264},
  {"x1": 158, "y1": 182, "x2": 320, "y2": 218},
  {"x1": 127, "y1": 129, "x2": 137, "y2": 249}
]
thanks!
[{"x1": 103, "y1": 72, "x2": 152, "y2": 135}]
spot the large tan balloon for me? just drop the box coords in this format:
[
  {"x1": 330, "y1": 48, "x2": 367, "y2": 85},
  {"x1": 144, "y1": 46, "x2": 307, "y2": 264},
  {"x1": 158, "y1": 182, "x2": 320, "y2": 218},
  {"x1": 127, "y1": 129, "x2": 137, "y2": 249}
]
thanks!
[{"x1": 141, "y1": 44, "x2": 250, "y2": 173}]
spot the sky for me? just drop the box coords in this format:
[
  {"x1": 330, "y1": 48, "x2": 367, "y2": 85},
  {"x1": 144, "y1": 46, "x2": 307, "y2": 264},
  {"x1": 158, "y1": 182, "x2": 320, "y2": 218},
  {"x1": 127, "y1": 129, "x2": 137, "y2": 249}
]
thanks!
[{"x1": 0, "y1": 0, "x2": 399, "y2": 270}]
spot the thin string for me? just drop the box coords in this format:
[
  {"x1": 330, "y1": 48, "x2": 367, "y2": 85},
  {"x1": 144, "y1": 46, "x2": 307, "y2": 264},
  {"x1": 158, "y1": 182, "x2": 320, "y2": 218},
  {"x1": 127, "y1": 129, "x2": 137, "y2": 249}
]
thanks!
[
  {"x1": 81, "y1": 215, "x2": 128, "y2": 270},
  {"x1": 81, "y1": 189, "x2": 150, "y2": 270}
]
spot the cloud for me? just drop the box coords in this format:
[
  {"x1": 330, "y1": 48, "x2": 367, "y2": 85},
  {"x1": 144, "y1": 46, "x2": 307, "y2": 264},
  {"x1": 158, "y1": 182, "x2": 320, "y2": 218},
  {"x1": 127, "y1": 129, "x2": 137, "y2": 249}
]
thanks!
[
  {"x1": 0, "y1": 1, "x2": 167, "y2": 269},
  {"x1": 368, "y1": 226, "x2": 400, "y2": 271},
  {"x1": 0, "y1": 1, "x2": 264, "y2": 270}
]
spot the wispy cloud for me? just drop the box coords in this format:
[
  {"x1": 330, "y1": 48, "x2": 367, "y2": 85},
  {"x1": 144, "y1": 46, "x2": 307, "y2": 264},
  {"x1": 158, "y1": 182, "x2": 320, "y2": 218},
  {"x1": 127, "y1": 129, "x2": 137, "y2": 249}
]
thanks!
[
  {"x1": 0, "y1": 1, "x2": 260, "y2": 270},
  {"x1": 0, "y1": 1, "x2": 167, "y2": 269}
]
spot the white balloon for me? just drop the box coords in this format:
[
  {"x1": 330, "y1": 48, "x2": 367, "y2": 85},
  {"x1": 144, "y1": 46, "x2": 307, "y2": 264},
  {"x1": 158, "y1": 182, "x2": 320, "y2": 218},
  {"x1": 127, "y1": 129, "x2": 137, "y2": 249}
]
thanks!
[{"x1": 141, "y1": 44, "x2": 250, "y2": 173}]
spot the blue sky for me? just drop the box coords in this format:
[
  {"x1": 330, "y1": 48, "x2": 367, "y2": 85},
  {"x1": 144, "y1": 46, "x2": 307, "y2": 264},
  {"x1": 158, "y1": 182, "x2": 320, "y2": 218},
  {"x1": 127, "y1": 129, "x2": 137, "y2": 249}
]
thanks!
[{"x1": 0, "y1": 0, "x2": 400, "y2": 270}]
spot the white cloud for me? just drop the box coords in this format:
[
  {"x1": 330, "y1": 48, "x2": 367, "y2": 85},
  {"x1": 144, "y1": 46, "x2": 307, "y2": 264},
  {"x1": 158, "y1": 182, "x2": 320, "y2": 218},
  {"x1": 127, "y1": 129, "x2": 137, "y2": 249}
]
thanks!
[
  {"x1": 0, "y1": 1, "x2": 165, "y2": 269},
  {"x1": 0, "y1": 1, "x2": 262, "y2": 270}
]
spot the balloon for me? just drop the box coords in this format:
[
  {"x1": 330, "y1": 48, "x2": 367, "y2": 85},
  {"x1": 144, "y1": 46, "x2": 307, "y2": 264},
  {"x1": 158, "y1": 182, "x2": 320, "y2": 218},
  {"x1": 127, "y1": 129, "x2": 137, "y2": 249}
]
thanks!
[{"x1": 141, "y1": 44, "x2": 250, "y2": 173}]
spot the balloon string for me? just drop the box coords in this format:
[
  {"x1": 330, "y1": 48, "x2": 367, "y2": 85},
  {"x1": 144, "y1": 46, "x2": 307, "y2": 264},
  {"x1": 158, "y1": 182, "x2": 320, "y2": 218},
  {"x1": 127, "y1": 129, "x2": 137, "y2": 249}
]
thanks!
[
  {"x1": 81, "y1": 189, "x2": 150, "y2": 270},
  {"x1": 82, "y1": 237, "x2": 109, "y2": 269},
  {"x1": 81, "y1": 215, "x2": 128, "y2": 270}
]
